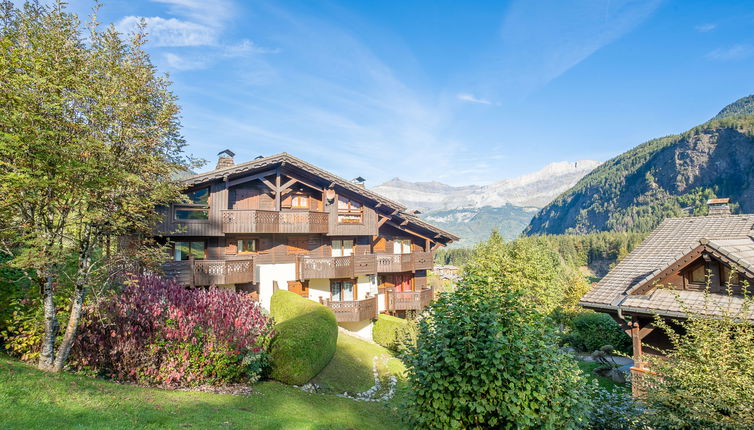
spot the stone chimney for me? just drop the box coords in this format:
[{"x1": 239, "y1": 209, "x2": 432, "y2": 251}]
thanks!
[
  {"x1": 707, "y1": 198, "x2": 731, "y2": 216},
  {"x1": 215, "y1": 149, "x2": 235, "y2": 170},
  {"x1": 351, "y1": 176, "x2": 366, "y2": 188}
]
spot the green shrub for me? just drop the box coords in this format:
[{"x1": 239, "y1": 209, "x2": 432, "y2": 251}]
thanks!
[
  {"x1": 372, "y1": 314, "x2": 408, "y2": 351},
  {"x1": 403, "y1": 280, "x2": 591, "y2": 429},
  {"x1": 269, "y1": 290, "x2": 338, "y2": 385},
  {"x1": 563, "y1": 312, "x2": 631, "y2": 354},
  {"x1": 638, "y1": 291, "x2": 754, "y2": 429}
]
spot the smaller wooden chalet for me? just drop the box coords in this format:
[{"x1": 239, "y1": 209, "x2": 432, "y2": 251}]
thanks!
[
  {"x1": 580, "y1": 199, "x2": 754, "y2": 374},
  {"x1": 154, "y1": 151, "x2": 458, "y2": 339}
]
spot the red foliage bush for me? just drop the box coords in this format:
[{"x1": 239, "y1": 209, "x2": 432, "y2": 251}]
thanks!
[{"x1": 72, "y1": 275, "x2": 274, "y2": 387}]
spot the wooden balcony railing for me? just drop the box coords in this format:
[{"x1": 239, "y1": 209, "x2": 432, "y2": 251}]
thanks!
[
  {"x1": 375, "y1": 252, "x2": 434, "y2": 273},
  {"x1": 299, "y1": 254, "x2": 376, "y2": 279},
  {"x1": 162, "y1": 258, "x2": 255, "y2": 286},
  {"x1": 221, "y1": 210, "x2": 329, "y2": 234},
  {"x1": 321, "y1": 295, "x2": 378, "y2": 322},
  {"x1": 387, "y1": 288, "x2": 434, "y2": 312}
]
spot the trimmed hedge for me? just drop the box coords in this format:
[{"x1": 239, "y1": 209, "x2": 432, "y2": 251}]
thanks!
[
  {"x1": 269, "y1": 290, "x2": 338, "y2": 385},
  {"x1": 562, "y1": 311, "x2": 632, "y2": 354},
  {"x1": 372, "y1": 314, "x2": 408, "y2": 351}
]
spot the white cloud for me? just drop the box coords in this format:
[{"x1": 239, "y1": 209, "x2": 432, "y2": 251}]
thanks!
[
  {"x1": 151, "y1": 0, "x2": 235, "y2": 27},
  {"x1": 457, "y1": 93, "x2": 493, "y2": 105},
  {"x1": 706, "y1": 44, "x2": 754, "y2": 61},
  {"x1": 164, "y1": 53, "x2": 209, "y2": 70},
  {"x1": 492, "y1": 0, "x2": 664, "y2": 94},
  {"x1": 223, "y1": 40, "x2": 280, "y2": 57},
  {"x1": 695, "y1": 23, "x2": 716, "y2": 32},
  {"x1": 117, "y1": 16, "x2": 217, "y2": 47}
]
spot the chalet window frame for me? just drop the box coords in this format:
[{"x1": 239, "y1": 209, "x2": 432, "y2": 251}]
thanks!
[
  {"x1": 330, "y1": 278, "x2": 357, "y2": 302},
  {"x1": 173, "y1": 240, "x2": 206, "y2": 261},
  {"x1": 174, "y1": 186, "x2": 210, "y2": 222},
  {"x1": 331, "y1": 239, "x2": 354, "y2": 257},
  {"x1": 290, "y1": 192, "x2": 310, "y2": 210},
  {"x1": 393, "y1": 238, "x2": 412, "y2": 255},
  {"x1": 336, "y1": 195, "x2": 364, "y2": 224},
  {"x1": 237, "y1": 238, "x2": 259, "y2": 254}
]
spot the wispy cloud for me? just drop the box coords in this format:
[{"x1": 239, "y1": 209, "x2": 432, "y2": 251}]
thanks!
[
  {"x1": 487, "y1": 0, "x2": 664, "y2": 95},
  {"x1": 457, "y1": 93, "x2": 493, "y2": 105},
  {"x1": 117, "y1": 16, "x2": 217, "y2": 47},
  {"x1": 706, "y1": 44, "x2": 754, "y2": 61},
  {"x1": 695, "y1": 23, "x2": 716, "y2": 32},
  {"x1": 164, "y1": 52, "x2": 209, "y2": 70}
]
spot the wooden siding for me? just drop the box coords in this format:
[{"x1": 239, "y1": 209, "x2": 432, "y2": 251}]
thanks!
[
  {"x1": 162, "y1": 258, "x2": 255, "y2": 286},
  {"x1": 326, "y1": 192, "x2": 378, "y2": 236},
  {"x1": 221, "y1": 210, "x2": 329, "y2": 234},
  {"x1": 321, "y1": 295, "x2": 378, "y2": 322},
  {"x1": 387, "y1": 287, "x2": 433, "y2": 312},
  {"x1": 299, "y1": 254, "x2": 377, "y2": 280}
]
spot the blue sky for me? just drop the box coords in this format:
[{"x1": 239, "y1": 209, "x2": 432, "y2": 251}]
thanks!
[{"x1": 63, "y1": 0, "x2": 754, "y2": 185}]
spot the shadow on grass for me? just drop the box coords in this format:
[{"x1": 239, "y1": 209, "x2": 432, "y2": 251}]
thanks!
[{"x1": 0, "y1": 356, "x2": 406, "y2": 430}]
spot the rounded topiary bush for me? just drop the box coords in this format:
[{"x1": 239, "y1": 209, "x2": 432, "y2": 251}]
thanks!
[
  {"x1": 269, "y1": 290, "x2": 338, "y2": 385},
  {"x1": 563, "y1": 311, "x2": 632, "y2": 354},
  {"x1": 403, "y1": 281, "x2": 591, "y2": 429},
  {"x1": 373, "y1": 314, "x2": 408, "y2": 351}
]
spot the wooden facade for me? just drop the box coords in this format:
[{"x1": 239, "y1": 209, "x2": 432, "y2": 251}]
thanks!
[{"x1": 155, "y1": 153, "x2": 458, "y2": 323}]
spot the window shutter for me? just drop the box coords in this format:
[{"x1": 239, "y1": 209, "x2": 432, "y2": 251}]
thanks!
[{"x1": 225, "y1": 239, "x2": 237, "y2": 255}]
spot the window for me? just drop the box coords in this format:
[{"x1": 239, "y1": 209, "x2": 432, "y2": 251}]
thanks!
[
  {"x1": 237, "y1": 239, "x2": 258, "y2": 254},
  {"x1": 337, "y1": 196, "x2": 363, "y2": 223},
  {"x1": 291, "y1": 193, "x2": 309, "y2": 209},
  {"x1": 332, "y1": 239, "x2": 353, "y2": 257},
  {"x1": 175, "y1": 187, "x2": 210, "y2": 220},
  {"x1": 689, "y1": 264, "x2": 706, "y2": 284},
  {"x1": 721, "y1": 265, "x2": 740, "y2": 286},
  {"x1": 174, "y1": 241, "x2": 205, "y2": 261},
  {"x1": 331, "y1": 280, "x2": 355, "y2": 301},
  {"x1": 393, "y1": 239, "x2": 411, "y2": 254}
]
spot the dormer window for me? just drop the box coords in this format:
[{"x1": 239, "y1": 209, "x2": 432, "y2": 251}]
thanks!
[
  {"x1": 337, "y1": 196, "x2": 363, "y2": 223},
  {"x1": 689, "y1": 263, "x2": 706, "y2": 284},
  {"x1": 175, "y1": 187, "x2": 210, "y2": 220},
  {"x1": 721, "y1": 265, "x2": 741, "y2": 286}
]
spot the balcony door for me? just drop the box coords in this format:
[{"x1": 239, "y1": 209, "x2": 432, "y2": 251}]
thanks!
[{"x1": 331, "y1": 279, "x2": 355, "y2": 301}]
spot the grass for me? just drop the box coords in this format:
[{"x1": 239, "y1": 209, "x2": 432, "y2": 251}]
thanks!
[
  {"x1": 312, "y1": 330, "x2": 406, "y2": 395},
  {"x1": 577, "y1": 360, "x2": 629, "y2": 391},
  {"x1": 0, "y1": 354, "x2": 407, "y2": 430}
]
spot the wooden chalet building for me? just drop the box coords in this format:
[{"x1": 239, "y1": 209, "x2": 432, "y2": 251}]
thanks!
[
  {"x1": 155, "y1": 151, "x2": 458, "y2": 338},
  {"x1": 580, "y1": 199, "x2": 754, "y2": 379}
]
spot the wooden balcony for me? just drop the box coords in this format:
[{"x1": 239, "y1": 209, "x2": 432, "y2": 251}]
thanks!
[
  {"x1": 387, "y1": 288, "x2": 434, "y2": 312},
  {"x1": 162, "y1": 258, "x2": 255, "y2": 286},
  {"x1": 221, "y1": 210, "x2": 329, "y2": 234},
  {"x1": 299, "y1": 254, "x2": 376, "y2": 280},
  {"x1": 376, "y1": 252, "x2": 434, "y2": 273},
  {"x1": 321, "y1": 295, "x2": 378, "y2": 322}
]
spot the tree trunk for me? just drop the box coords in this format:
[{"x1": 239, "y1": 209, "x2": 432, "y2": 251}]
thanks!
[
  {"x1": 38, "y1": 275, "x2": 59, "y2": 371},
  {"x1": 52, "y1": 283, "x2": 88, "y2": 372}
]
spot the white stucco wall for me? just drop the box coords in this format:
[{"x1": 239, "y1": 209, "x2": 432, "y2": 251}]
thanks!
[
  {"x1": 257, "y1": 263, "x2": 297, "y2": 310},
  {"x1": 308, "y1": 278, "x2": 330, "y2": 304},
  {"x1": 339, "y1": 320, "x2": 374, "y2": 341}
]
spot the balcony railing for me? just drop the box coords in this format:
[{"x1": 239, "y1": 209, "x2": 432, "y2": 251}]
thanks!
[
  {"x1": 387, "y1": 288, "x2": 434, "y2": 312},
  {"x1": 321, "y1": 295, "x2": 378, "y2": 322},
  {"x1": 221, "y1": 210, "x2": 329, "y2": 234},
  {"x1": 299, "y1": 254, "x2": 376, "y2": 279},
  {"x1": 376, "y1": 252, "x2": 434, "y2": 273},
  {"x1": 162, "y1": 258, "x2": 255, "y2": 286}
]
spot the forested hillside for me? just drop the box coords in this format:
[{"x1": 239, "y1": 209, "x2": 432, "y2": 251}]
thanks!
[{"x1": 525, "y1": 95, "x2": 754, "y2": 235}]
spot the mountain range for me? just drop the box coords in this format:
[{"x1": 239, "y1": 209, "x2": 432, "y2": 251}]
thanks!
[
  {"x1": 525, "y1": 94, "x2": 754, "y2": 235},
  {"x1": 371, "y1": 160, "x2": 601, "y2": 246}
]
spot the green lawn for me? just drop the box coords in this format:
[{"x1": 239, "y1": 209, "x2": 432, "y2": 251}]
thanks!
[
  {"x1": 312, "y1": 331, "x2": 405, "y2": 395},
  {"x1": 576, "y1": 360, "x2": 629, "y2": 391},
  {"x1": 0, "y1": 354, "x2": 407, "y2": 430}
]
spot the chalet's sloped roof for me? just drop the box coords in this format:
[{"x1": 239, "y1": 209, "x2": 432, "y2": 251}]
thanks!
[
  {"x1": 580, "y1": 215, "x2": 754, "y2": 318},
  {"x1": 181, "y1": 152, "x2": 459, "y2": 242}
]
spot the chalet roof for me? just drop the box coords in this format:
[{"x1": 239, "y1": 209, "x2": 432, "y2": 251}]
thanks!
[
  {"x1": 181, "y1": 152, "x2": 459, "y2": 242},
  {"x1": 580, "y1": 214, "x2": 754, "y2": 319}
]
